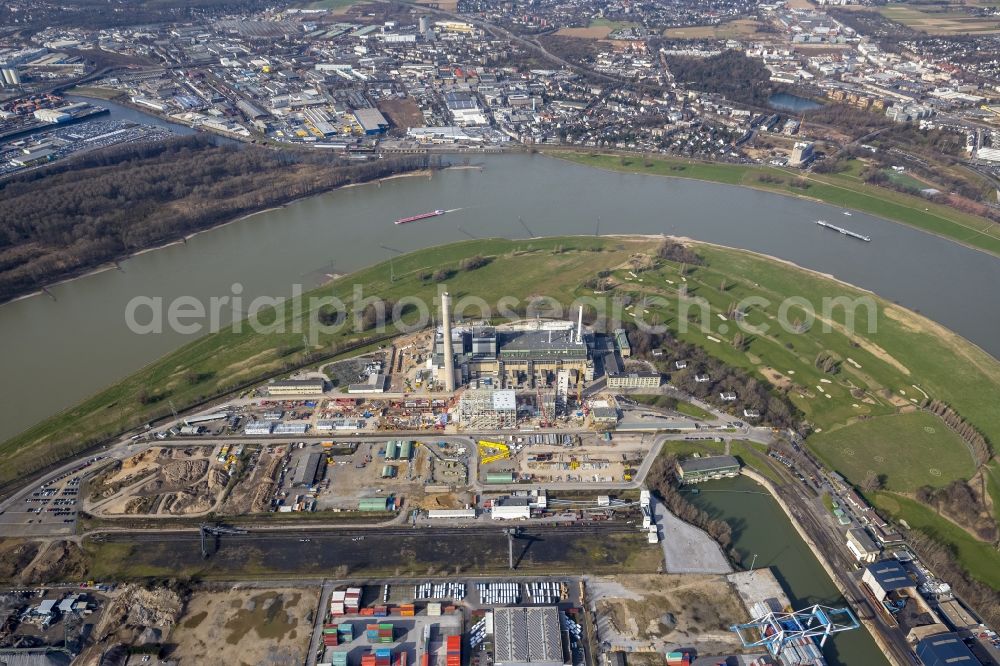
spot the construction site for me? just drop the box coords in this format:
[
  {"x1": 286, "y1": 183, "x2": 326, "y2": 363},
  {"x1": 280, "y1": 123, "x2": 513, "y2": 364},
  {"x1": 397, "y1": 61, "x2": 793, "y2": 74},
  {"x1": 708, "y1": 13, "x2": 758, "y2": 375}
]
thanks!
[
  {"x1": 85, "y1": 446, "x2": 231, "y2": 518},
  {"x1": 475, "y1": 434, "x2": 648, "y2": 486}
]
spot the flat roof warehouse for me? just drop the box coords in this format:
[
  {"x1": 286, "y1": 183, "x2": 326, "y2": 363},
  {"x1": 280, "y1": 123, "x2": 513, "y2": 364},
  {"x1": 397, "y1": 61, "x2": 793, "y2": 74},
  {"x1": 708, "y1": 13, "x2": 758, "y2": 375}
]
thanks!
[{"x1": 493, "y1": 607, "x2": 568, "y2": 666}]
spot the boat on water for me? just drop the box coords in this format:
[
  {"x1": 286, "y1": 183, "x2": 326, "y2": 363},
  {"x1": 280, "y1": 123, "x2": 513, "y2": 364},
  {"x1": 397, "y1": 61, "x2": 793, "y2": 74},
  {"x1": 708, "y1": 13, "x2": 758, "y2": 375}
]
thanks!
[
  {"x1": 395, "y1": 209, "x2": 446, "y2": 225},
  {"x1": 816, "y1": 219, "x2": 871, "y2": 242},
  {"x1": 843, "y1": 211, "x2": 852, "y2": 216}
]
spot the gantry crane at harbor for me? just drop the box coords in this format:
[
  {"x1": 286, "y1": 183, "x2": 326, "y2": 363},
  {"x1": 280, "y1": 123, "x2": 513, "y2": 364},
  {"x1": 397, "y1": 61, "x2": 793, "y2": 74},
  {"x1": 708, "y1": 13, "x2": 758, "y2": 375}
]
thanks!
[{"x1": 730, "y1": 604, "x2": 860, "y2": 661}]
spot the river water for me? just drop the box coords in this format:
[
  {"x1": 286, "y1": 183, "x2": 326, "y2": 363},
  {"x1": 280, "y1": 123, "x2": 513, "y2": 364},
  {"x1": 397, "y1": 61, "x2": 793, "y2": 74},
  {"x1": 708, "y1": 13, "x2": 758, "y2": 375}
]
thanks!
[
  {"x1": 3, "y1": 152, "x2": 999, "y2": 443},
  {"x1": 688, "y1": 476, "x2": 889, "y2": 666}
]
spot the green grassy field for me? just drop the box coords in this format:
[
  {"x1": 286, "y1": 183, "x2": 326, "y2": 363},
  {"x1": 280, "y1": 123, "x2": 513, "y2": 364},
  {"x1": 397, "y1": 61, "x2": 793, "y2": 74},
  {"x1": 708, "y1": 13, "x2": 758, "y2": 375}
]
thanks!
[
  {"x1": 884, "y1": 169, "x2": 929, "y2": 193},
  {"x1": 631, "y1": 394, "x2": 716, "y2": 420},
  {"x1": 551, "y1": 152, "x2": 1000, "y2": 257},
  {"x1": 987, "y1": 461, "x2": 1000, "y2": 525},
  {"x1": 807, "y1": 412, "x2": 975, "y2": 492},
  {"x1": 872, "y1": 491, "x2": 1000, "y2": 589},
  {"x1": 879, "y1": 3, "x2": 1000, "y2": 35}
]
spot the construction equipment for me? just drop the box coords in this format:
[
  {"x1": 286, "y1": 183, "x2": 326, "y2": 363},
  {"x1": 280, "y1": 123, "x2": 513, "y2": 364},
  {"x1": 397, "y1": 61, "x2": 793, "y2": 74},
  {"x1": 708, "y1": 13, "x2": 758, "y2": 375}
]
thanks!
[
  {"x1": 478, "y1": 440, "x2": 510, "y2": 465},
  {"x1": 537, "y1": 388, "x2": 551, "y2": 427},
  {"x1": 730, "y1": 604, "x2": 860, "y2": 659}
]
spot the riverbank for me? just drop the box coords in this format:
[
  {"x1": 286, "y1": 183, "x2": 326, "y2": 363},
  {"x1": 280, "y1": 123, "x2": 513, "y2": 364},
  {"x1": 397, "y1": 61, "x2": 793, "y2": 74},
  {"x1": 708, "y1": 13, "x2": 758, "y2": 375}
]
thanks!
[
  {"x1": 549, "y1": 150, "x2": 1000, "y2": 258},
  {"x1": 0, "y1": 147, "x2": 435, "y2": 307}
]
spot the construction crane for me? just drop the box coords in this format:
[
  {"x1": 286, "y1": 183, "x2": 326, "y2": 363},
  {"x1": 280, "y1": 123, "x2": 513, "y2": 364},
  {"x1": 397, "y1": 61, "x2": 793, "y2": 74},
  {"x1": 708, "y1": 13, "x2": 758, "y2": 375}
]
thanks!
[
  {"x1": 730, "y1": 604, "x2": 860, "y2": 660},
  {"x1": 536, "y1": 388, "x2": 550, "y2": 427}
]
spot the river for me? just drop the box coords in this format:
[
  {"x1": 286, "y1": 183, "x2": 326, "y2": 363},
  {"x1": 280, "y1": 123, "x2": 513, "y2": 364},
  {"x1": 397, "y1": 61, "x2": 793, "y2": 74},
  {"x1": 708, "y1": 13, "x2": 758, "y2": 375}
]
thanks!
[
  {"x1": 64, "y1": 93, "x2": 198, "y2": 135},
  {"x1": 2, "y1": 153, "x2": 1000, "y2": 442},
  {"x1": 687, "y1": 476, "x2": 889, "y2": 666}
]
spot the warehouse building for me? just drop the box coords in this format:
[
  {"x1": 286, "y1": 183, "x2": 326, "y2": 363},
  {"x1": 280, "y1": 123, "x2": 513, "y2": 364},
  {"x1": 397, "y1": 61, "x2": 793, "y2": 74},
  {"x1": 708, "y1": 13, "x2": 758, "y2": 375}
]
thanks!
[
  {"x1": 845, "y1": 527, "x2": 880, "y2": 563},
  {"x1": 354, "y1": 107, "x2": 389, "y2": 134},
  {"x1": 427, "y1": 509, "x2": 477, "y2": 519},
  {"x1": 676, "y1": 456, "x2": 740, "y2": 484},
  {"x1": 292, "y1": 452, "x2": 323, "y2": 487},
  {"x1": 491, "y1": 497, "x2": 531, "y2": 520},
  {"x1": 916, "y1": 632, "x2": 982, "y2": 666},
  {"x1": 359, "y1": 497, "x2": 391, "y2": 511},
  {"x1": 862, "y1": 560, "x2": 913, "y2": 602},
  {"x1": 494, "y1": 607, "x2": 567, "y2": 666},
  {"x1": 268, "y1": 378, "x2": 325, "y2": 395}
]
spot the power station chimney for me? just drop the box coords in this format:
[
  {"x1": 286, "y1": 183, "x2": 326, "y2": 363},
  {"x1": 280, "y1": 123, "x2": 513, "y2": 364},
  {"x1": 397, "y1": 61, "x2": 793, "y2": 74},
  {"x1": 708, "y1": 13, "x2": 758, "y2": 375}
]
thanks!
[
  {"x1": 441, "y1": 292, "x2": 456, "y2": 392},
  {"x1": 576, "y1": 306, "x2": 584, "y2": 344}
]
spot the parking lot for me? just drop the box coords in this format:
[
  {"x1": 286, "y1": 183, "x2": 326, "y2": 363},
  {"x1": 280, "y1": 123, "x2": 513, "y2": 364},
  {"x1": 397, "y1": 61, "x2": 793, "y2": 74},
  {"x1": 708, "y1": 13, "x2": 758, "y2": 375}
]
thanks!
[{"x1": 0, "y1": 456, "x2": 107, "y2": 537}]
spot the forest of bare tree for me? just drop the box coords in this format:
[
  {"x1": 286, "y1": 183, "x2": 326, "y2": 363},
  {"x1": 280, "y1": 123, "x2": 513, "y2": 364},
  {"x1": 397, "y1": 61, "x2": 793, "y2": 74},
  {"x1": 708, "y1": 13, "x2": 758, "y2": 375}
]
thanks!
[{"x1": 0, "y1": 136, "x2": 432, "y2": 303}]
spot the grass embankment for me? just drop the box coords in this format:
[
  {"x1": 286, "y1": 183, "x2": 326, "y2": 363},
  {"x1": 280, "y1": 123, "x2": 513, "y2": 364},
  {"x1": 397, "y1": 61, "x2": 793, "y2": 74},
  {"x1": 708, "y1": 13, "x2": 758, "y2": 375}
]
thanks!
[
  {"x1": 551, "y1": 151, "x2": 1000, "y2": 257},
  {"x1": 631, "y1": 394, "x2": 716, "y2": 420},
  {"x1": 0, "y1": 238, "x2": 655, "y2": 487}
]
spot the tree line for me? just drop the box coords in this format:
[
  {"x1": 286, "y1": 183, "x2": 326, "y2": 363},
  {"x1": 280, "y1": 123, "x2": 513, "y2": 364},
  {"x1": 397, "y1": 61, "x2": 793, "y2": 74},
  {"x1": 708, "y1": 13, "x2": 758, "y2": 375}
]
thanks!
[
  {"x1": 921, "y1": 399, "x2": 992, "y2": 467},
  {"x1": 621, "y1": 322, "x2": 801, "y2": 431},
  {"x1": 645, "y1": 451, "x2": 734, "y2": 552},
  {"x1": 0, "y1": 136, "x2": 433, "y2": 303}
]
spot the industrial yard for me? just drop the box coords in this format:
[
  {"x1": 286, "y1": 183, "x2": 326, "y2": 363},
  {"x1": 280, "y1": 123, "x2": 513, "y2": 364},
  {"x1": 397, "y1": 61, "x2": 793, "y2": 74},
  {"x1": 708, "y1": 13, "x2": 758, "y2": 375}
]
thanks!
[
  {"x1": 588, "y1": 575, "x2": 748, "y2": 655},
  {"x1": 85, "y1": 446, "x2": 230, "y2": 518},
  {"x1": 168, "y1": 587, "x2": 319, "y2": 665}
]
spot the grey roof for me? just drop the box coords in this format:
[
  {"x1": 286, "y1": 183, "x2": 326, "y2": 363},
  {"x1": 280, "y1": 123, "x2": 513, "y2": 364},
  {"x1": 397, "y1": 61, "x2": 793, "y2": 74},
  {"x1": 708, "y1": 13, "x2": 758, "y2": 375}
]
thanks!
[
  {"x1": 865, "y1": 560, "x2": 912, "y2": 591},
  {"x1": 678, "y1": 455, "x2": 740, "y2": 474},
  {"x1": 353, "y1": 107, "x2": 388, "y2": 131},
  {"x1": 292, "y1": 452, "x2": 323, "y2": 486},
  {"x1": 494, "y1": 607, "x2": 564, "y2": 666},
  {"x1": 847, "y1": 527, "x2": 878, "y2": 553},
  {"x1": 916, "y1": 632, "x2": 980, "y2": 666},
  {"x1": 499, "y1": 329, "x2": 586, "y2": 359}
]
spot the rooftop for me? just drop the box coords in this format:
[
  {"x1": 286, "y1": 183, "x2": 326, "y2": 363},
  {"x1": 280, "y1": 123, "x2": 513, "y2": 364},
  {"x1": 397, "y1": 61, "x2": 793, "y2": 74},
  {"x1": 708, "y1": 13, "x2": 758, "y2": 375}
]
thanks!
[
  {"x1": 499, "y1": 328, "x2": 587, "y2": 359},
  {"x1": 678, "y1": 455, "x2": 741, "y2": 474},
  {"x1": 865, "y1": 560, "x2": 913, "y2": 591},
  {"x1": 494, "y1": 606, "x2": 564, "y2": 666}
]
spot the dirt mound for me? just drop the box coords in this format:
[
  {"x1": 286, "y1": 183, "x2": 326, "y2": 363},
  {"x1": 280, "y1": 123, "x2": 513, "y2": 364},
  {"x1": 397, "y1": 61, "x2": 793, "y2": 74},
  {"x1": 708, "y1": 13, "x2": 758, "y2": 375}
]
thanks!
[
  {"x1": 94, "y1": 584, "x2": 183, "y2": 644},
  {"x1": 19, "y1": 540, "x2": 87, "y2": 584},
  {"x1": 0, "y1": 539, "x2": 42, "y2": 582},
  {"x1": 162, "y1": 459, "x2": 210, "y2": 485}
]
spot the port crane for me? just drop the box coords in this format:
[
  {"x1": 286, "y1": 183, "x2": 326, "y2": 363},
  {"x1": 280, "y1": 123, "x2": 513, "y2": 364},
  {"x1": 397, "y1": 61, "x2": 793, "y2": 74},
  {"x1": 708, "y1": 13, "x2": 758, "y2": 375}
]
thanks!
[{"x1": 731, "y1": 604, "x2": 860, "y2": 659}]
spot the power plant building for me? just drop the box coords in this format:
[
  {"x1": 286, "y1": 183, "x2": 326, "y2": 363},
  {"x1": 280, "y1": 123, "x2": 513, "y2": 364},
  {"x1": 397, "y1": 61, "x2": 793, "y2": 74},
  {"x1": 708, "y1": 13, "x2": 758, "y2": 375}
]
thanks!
[
  {"x1": 434, "y1": 324, "x2": 590, "y2": 388},
  {"x1": 493, "y1": 607, "x2": 567, "y2": 666}
]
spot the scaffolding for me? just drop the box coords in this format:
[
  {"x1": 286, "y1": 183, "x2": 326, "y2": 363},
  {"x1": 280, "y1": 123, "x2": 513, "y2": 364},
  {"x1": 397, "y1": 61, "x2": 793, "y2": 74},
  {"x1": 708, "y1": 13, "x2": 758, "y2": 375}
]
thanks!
[{"x1": 458, "y1": 389, "x2": 517, "y2": 430}]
